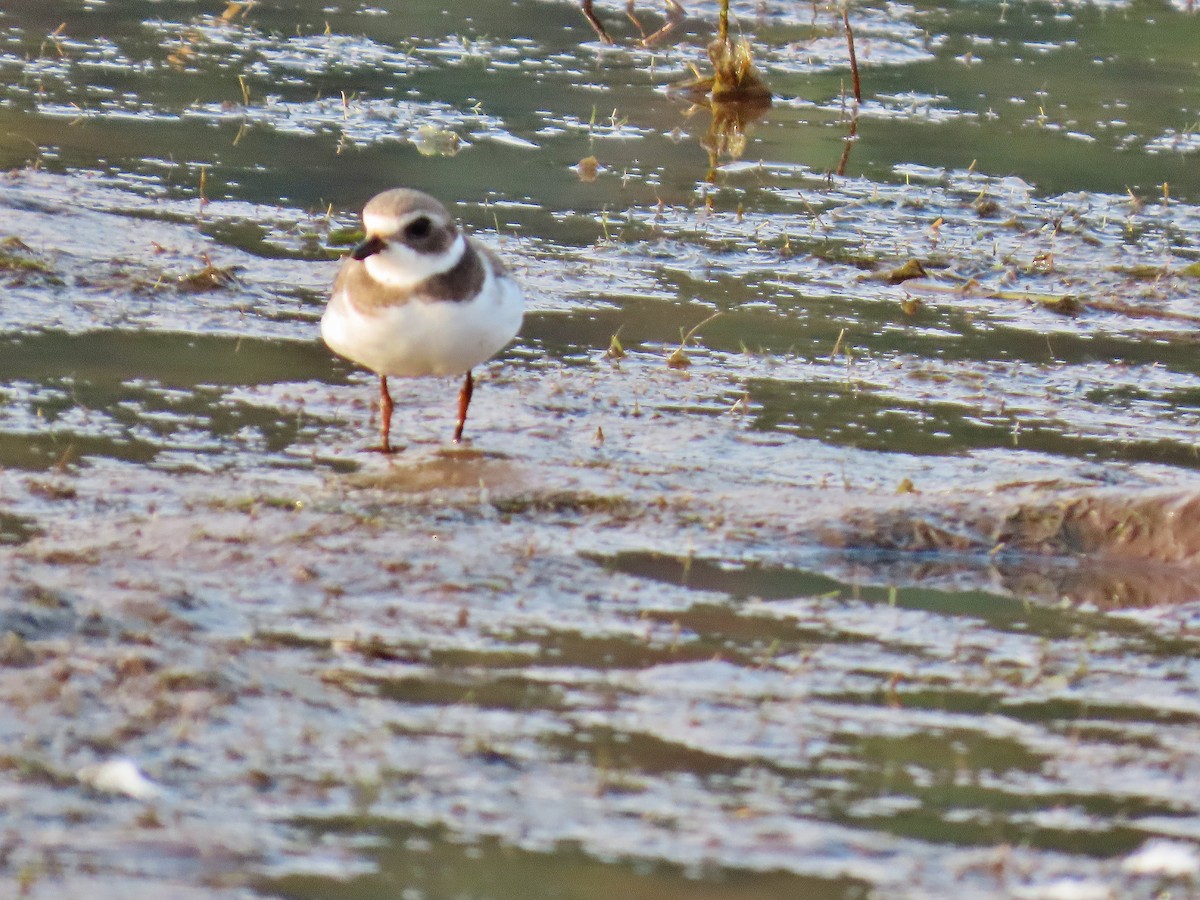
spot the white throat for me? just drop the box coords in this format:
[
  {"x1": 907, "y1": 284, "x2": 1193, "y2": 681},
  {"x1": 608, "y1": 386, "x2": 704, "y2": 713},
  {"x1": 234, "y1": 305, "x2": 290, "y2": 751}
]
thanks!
[{"x1": 363, "y1": 233, "x2": 466, "y2": 290}]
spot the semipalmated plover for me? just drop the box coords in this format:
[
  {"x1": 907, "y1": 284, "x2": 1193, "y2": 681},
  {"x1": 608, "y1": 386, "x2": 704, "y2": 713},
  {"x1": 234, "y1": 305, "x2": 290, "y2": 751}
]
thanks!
[{"x1": 321, "y1": 188, "x2": 524, "y2": 452}]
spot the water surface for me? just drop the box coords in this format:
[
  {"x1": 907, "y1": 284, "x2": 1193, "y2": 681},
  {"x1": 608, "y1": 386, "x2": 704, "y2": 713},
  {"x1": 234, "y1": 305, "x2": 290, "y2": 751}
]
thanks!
[{"x1": 2, "y1": 1, "x2": 1200, "y2": 898}]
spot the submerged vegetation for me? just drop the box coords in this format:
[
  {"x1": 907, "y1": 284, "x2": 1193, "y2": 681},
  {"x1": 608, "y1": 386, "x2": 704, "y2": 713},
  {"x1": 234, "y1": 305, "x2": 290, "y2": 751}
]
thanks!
[
  {"x1": 0, "y1": 236, "x2": 54, "y2": 282},
  {"x1": 677, "y1": 0, "x2": 773, "y2": 102}
]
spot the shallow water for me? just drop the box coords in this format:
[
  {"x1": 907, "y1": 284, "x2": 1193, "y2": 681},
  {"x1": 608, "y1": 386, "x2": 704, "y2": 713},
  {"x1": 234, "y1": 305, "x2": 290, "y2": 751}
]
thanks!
[{"x1": 2, "y1": 1, "x2": 1200, "y2": 898}]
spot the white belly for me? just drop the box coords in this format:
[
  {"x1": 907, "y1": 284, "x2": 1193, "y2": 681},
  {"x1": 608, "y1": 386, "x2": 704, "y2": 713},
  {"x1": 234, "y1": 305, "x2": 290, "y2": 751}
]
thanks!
[{"x1": 321, "y1": 273, "x2": 523, "y2": 377}]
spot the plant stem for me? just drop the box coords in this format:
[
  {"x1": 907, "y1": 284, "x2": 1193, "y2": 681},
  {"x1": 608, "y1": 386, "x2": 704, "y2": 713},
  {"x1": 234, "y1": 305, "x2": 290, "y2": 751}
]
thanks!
[{"x1": 843, "y1": 4, "x2": 862, "y2": 103}]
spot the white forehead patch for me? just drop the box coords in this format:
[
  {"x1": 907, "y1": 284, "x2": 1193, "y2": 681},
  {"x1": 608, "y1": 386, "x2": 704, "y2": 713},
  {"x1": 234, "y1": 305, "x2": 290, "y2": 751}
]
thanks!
[
  {"x1": 362, "y1": 211, "x2": 403, "y2": 237},
  {"x1": 363, "y1": 208, "x2": 446, "y2": 238}
]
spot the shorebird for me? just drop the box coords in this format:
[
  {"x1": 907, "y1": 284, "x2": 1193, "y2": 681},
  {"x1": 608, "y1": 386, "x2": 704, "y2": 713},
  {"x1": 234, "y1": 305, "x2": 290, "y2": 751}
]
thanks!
[{"x1": 321, "y1": 188, "x2": 524, "y2": 452}]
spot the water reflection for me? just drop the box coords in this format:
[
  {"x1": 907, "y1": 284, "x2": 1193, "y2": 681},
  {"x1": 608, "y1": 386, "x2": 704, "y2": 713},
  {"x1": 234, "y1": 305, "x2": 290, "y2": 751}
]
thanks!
[{"x1": 698, "y1": 96, "x2": 774, "y2": 182}]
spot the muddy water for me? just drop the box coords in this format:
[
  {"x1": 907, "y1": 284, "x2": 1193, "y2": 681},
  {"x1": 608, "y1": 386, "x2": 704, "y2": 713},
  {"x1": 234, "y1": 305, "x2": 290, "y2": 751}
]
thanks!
[{"x1": 2, "y1": 1, "x2": 1200, "y2": 898}]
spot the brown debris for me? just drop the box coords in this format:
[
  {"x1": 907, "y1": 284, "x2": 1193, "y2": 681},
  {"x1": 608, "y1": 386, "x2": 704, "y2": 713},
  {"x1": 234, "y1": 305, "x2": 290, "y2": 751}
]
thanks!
[
  {"x1": 882, "y1": 259, "x2": 928, "y2": 285},
  {"x1": 834, "y1": 488, "x2": 1200, "y2": 570}
]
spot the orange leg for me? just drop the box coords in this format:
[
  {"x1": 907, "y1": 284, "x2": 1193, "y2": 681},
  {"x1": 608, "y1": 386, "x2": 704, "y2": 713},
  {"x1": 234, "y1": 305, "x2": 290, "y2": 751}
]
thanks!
[
  {"x1": 378, "y1": 375, "x2": 394, "y2": 453},
  {"x1": 581, "y1": 0, "x2": 615, "y2": 43},
  {"x1": 625, "y1": 0, "x2": 647, "y2": 38},
  {"x1": 454, "y1": 370, "x2": 474, "y2": 443},
  {"x1": 639, "y1": 0, "x2": 686, "y2": 46}
]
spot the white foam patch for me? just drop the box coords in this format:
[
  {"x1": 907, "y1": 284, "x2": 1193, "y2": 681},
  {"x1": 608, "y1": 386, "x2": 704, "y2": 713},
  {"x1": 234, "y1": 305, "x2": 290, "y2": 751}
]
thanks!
[
  {"x1": 1123, "y1": 839, "x2": 1200, "y2": 877},
  {"x1": 1011, "y1": 880, "x2": 1111, "y2": 900},
  {"x1": 78, "y1": 758, "x2": 164, "y2": 801}
]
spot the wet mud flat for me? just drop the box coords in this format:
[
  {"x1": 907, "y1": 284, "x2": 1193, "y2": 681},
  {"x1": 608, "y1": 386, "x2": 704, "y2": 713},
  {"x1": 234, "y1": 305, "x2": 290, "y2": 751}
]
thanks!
[
  {"x1": 3, "y1": 189, "x2": 1200, "y2": 896},
  {"x1": 2, "y1": 150, "x2": 1200, "y2": 900},
  {"x1": 3, "y1": 0, "x2": 1200, "y2": 897},
  {"x1": 4, "y1": 414, "x2": 1200, "y2": 898}
]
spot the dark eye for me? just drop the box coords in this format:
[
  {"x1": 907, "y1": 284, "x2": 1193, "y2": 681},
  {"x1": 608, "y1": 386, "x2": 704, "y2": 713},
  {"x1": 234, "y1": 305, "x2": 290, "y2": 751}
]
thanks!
[{"x1": 405, "y1": 216, "x2": 432, "y2": 240}]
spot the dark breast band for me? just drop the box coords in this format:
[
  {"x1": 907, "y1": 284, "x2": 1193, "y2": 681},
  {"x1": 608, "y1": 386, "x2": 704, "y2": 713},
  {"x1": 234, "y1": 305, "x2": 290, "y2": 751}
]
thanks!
[
  {"x1": 418, "y1": 239, "x2": 486, "y2": 302},
  {"x1": 337, "y1": 238, "x2": 493, "y2": 310}
]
